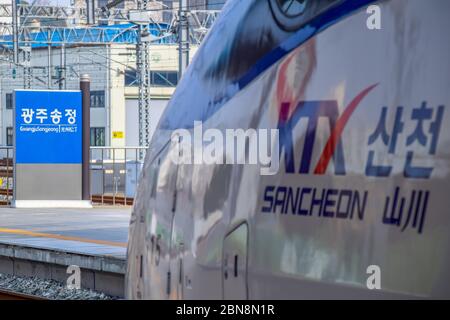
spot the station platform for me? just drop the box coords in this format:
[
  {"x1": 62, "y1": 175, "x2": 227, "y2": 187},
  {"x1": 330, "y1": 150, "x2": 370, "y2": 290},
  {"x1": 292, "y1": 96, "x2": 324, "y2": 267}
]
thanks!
[{"x1": 0, "y1": 206, "x2": 131, "y2": 297}]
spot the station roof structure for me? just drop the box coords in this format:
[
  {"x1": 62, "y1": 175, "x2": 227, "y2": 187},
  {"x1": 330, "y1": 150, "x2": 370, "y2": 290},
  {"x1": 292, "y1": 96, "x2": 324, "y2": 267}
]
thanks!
[{"x1": 0, "y1": 22, "x2": 175, "y2": 49}]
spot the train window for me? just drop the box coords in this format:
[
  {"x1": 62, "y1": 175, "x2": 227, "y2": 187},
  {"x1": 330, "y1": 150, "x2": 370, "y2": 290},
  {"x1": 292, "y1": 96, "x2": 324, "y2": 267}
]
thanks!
[{"x1": 269, "y1": 0, "x2": 340, "y2": 31}]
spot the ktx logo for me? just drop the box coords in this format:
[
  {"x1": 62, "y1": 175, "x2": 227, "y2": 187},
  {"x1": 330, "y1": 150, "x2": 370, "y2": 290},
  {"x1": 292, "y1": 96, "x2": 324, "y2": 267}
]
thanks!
[{"x1": 277, "y1": 84, "x2": 377, "y2": 175}]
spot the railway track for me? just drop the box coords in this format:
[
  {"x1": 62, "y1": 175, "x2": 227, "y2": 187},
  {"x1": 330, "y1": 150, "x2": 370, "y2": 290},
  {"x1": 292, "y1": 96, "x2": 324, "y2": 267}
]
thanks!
[{"x1": 0, "y1": 288, "x2": 45, "y2": 300}]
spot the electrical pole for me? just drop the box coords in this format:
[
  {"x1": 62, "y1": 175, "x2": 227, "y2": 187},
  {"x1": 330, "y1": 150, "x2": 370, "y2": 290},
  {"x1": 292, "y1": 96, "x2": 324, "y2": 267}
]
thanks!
[
  {"x1": 48, "y1": 29, "x2": 52, "y2": 89},
  {"x1": 80, "y1": 74, "x2": 91, "y2": 201},
  {"x1": 23, "y1": 44, "x2": 31, "y2": 89},
  {"x1": 59, "y1": 44, "x2": 66, "y2": 90},
  {"x1": 12, "y1": 0, "x2": 18, "y2": 65},
  {"x1": 136, "y1": 0, "x2": 151, "y2": 152},
  {"x1": 178, "y1": 0, "x2": 190, "y2": 79},
  {"x1": 86, "y1": 0, "x2": 96, "y2": 25}
]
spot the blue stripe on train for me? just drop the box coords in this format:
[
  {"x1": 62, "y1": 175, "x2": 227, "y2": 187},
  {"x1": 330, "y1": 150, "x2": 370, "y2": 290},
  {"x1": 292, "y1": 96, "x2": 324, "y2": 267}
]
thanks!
[
  {"x1": 161, "y1": 0, "x2": 377, "y2": 130},
  {"x1": 237, "y1": 0, "x2": 376, "y2": 90}
]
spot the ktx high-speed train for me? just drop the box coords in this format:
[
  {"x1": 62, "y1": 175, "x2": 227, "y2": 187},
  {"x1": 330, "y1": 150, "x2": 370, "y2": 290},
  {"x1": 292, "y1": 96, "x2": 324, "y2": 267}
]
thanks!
[{"x1": 126, "y1": 0, "x2": 450, "y2": 299}]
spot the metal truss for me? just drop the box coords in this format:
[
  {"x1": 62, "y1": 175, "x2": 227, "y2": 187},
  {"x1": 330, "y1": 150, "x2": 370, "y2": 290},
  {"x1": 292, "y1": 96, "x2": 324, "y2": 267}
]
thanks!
[
  {"x1": 0, "y1": 4, "x2": 83, "y2": 21},
  {"x1": 185, "y1": 10, "x2": 220, "y2": 44},
  {"x1": 136, "y1": 0, "x2": 151, "y2": 151},
  {"x1": 0, "y1": 24, "x2": 143, "y2": 45},
  {"x1": 22, "y1": 44, "x2": 31, "y2": 89},
  {"x1": 178, "y1": 0, "x2": 189, "y2": 78},
  {"x1": 0, "y1": 4, "x2": 219, "y2": 45},
  {"x1": 0, "y1": 3, "x2": 130, "y2": 24}
]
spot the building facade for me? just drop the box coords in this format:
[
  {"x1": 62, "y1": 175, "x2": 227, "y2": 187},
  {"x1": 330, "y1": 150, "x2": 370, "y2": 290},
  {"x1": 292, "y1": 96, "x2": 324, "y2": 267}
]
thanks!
[
  {"x1": 0, "y1": 43, "x2": 198, "y2": 147},
  {"x1": 0, "y1": 0, "x2": 220, "y2": 148}
]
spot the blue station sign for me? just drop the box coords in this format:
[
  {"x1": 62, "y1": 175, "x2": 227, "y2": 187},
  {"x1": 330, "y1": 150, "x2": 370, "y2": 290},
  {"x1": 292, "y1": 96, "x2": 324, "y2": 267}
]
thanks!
[{"x1": 14, "y1": 90, "x2": 82, "y2": 164}]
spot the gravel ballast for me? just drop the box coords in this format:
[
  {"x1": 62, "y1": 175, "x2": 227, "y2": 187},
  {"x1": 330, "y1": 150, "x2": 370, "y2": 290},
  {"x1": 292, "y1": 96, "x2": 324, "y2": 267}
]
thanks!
[{"x1": 0, "y1": 273, "x2": 117, "y2": 300}]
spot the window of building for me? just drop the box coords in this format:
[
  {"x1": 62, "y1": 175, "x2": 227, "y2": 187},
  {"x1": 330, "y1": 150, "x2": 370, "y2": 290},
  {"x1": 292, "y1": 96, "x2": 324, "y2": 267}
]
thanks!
[
  {"x1": 207, "y1": 0, "x2": 224, "y2": 10},
  {"x1": 6, "y1": 93, "x2": 12, "y2": 109},
  {"x1": 124, "y1": 69, "x2": 179, "y2": 87},
  {"x1": 90, "y1": 91, "x2": 105, "y2": 108},
  {"x1": 6, "y1": 127, "x2": 13, "y2": 146},
  {"x1": 152, "y1": 71, "x2": 179, "y2": 87},
  {"x1": 90, "y1": 127, "x2": 105, "y2": 146},
  {"x1": 125, "y1": 69, "x2": 138, "y2": 86}
]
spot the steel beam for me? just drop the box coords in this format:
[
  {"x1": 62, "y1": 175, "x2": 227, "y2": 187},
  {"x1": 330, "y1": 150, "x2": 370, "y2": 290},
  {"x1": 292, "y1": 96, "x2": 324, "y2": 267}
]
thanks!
[
  {"x1": 178, "y1": 0, "x2": 189, "y2": 79},
  {"x1": 80, "y1": 74, "x2": 91, "y2": 201},
  {"x1": 136, "y1": 0, "x2": 151, "y2": 151},
  {"x1": 12, "y1": 0, "x2": 18, "y2": 64}
]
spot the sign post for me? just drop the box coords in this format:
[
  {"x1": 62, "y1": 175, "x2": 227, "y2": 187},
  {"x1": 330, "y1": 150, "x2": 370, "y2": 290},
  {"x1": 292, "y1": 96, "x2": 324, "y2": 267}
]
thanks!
[
  {"x1": 80, "y1": 74, "x2": 91, "y2": 201},
  {"x1": 13, "y1": 89, "x2": 92, "y2": 208}
]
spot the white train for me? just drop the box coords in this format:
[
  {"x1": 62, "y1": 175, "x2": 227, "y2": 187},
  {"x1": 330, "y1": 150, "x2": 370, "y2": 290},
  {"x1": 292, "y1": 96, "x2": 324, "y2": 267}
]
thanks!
[{"x1": 126, "y1": 0, "x2": 450, "y2": 299}]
